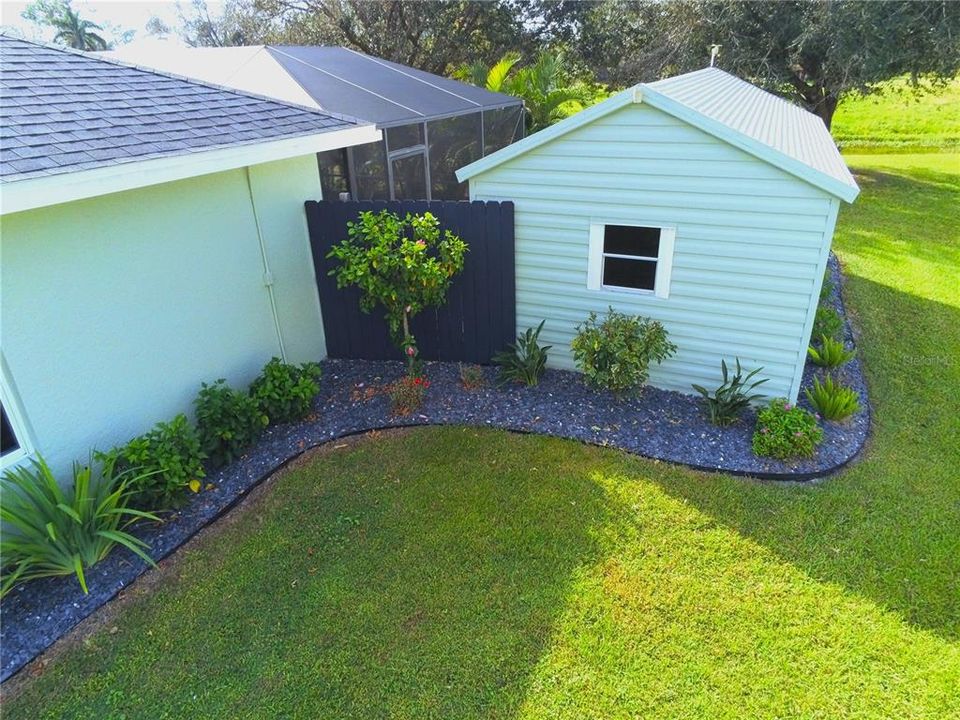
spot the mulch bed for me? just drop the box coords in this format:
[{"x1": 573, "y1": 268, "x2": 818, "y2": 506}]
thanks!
[{"x1": 0, "y1": 255, "x2": 869, "y2": 683}]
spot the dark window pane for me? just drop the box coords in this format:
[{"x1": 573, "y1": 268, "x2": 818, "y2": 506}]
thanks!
[
  {"x1": 1, "y1": 402, "x2": 19, "y2": 457},
  {"x1": 603, "y1": 257, "x2": 657, "y2": 290},
  {"x1": 391, "y1": 153, "x2": 427, "y2": 200},
  {"x1": 428, "y1": 113, "x2": 481, "y2": 200},
  {"x1": 316, "y1": 148, "x2": 350, "y2": 200},
  {"x1": 352, "y1": 141, "x2": 389, "y2": 200},
  {"x1": 483, "y1": 106, "x2": 524, "y2": 155},
  {"x1": 603, "y1": 225, "x2": 661, "y2": 258},
  {"x1": 386, "y1": 123, "x2": 424, "y2": 151}
]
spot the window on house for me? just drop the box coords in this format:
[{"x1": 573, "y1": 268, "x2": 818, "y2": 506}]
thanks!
[
  {"x1": 0, "y1": 370, "x2": 31, "y2": 469},
  {"x1": 1, "y1": 402, "x2": 19, "y2": 458},
  {"x1": 587, "y1": 223, "x2": 676, "y2": 299}
]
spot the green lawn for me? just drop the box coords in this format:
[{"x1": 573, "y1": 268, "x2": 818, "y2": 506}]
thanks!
[
  {"x1": 6, "y1": 153, "x2": 959, "y2": 718},
  {"x1": 832, "y1": 77, "x2": 960, "y2": 152}
]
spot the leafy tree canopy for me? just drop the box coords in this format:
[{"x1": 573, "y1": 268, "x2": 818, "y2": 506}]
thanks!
[{"x1": 22, "y1": 0, "x2": 110, "y2": 50}]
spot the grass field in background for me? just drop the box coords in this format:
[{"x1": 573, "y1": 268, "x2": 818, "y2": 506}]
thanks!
[
  {"x1": 832, "y1": 77, "x2": 960, "y2": 152},
  {"x1": 6, "y1": 152, "x2": 959, "y2": 719}
]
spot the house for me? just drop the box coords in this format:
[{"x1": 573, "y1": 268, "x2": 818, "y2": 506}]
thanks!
[
  {"x1": 0, "y1": 36, "x2": 380, "y2": 475},
  {"x1": 104, "y1": 45, "x2": 524, "y2": 201},
  {"x1": 456, "y1": 68, "x2": 860, "y2": 402}
]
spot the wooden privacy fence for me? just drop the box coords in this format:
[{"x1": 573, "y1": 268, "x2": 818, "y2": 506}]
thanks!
[{"x1": 305, "y1": 200, "x2": 515, "y2": 363}]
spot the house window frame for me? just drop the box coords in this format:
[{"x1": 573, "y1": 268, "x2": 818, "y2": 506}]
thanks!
[
  {"x1": 587, "y1": 220, "x2": 676, "y2": 299},
  {"x1": 0, "y1": 359, "x2": 33, "y2": 471}
]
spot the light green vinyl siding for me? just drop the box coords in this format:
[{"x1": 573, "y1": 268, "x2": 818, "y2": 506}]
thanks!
[
  {"x1": 469, "y1": 102, "x2": 837, "y2": 401},
  {"x1": 0, "y1": 154, "x2": 325, "y2": 476}
]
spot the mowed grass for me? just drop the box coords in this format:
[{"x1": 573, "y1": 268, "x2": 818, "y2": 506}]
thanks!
[
  {"x1": 5, "y1": 153, "x2": 959, "y2": 718},
  {"x1": 832, "y1": 76, "x2": 960, "y2": 152}
]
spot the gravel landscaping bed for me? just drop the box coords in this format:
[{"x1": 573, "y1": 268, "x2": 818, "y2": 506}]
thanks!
[{"x1": 0, "y1": 255, "x2": 869, "y2": 683}]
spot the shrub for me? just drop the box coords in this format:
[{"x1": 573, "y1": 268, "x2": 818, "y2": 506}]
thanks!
[
  {"x1": 492, "y1": 320, "x2": 551, "y2": 387},
  {"x1": 692, "y1": 358, "x2": 768, "y2": 427},
  {"x1": 97, "y1": 414, "x2": 205, "y2": 510},
  {"x1": 389, "y1": 375, "x2": 430, "y2": 415},
  {"x1": 250, "y1": 358, "x2": 322, "y2": 425},
  {"x1": 804, "y1": 374, "x2": 861, "y2": 421},
  {"x1": 327, "y1": 210, "x2": 467, "y2": 372},
  {"x1": 458, "y1": 363, "x2": 487, "y2": 389},
  {"x1": 752, "y1": 399, "x2": 823, "y2": 460},
  {"x1": 812, "y1": 305, "x2": 844, "y2": 342},
  {"x1": 195, "y1": 379, "x2": 269, "y2": 468},
  {"x1": 807, "y1": 335, "x2": 856, "y2": 368},
  {"x1": 571, "y1": 308, "x2": 677, "y2": 396},
  {"x1": 1, "y1": 456, "x2": 158, "y2": 597}
]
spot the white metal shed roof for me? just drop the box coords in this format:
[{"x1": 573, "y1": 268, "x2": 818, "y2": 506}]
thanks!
[{"x1": 458, "y1": 67, "x2": 859, "y2": 203}]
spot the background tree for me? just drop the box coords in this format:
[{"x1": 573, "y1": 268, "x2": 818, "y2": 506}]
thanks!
[
  {"x1": 558, "y1": 0, "x2": 960, "y2": 130},
  {"x1": 22, "y1": 0, "x2": 109, "y2": 50}
]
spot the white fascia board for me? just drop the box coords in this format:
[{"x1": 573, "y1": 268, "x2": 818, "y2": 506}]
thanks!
[
  {"x1": 0, "y1": 124, "x2": 381, "y2": 215},
  {"x1": 455, "y1": 87, "x2": 639, "y2": 182},
  {"x1": 639, "y1": 87, "x2": 860, "y2": 203}
]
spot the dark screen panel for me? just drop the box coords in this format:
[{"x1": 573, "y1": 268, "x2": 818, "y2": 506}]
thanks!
[
  {"x1": 602, "y1": 257, "x2": 657, "y2": 290},
  {"x1": 603, "y1": 225, "x2": 661, "y2": 257}
]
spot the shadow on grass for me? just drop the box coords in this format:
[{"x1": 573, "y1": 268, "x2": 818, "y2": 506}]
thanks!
[{"x1": 652, "y1": 273, "x2": 960, "y2": 644}]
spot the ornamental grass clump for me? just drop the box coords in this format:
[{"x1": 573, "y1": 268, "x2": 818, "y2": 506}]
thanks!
[
  {"x1": 692, "y1": 358, "x2": 767, "y2": 426},
  {"x1": 327, "y1": 210, "x2": 467, "y2": 373},
  {"x1": 752, "y1": 399, "x2": 823, "y2": 460},
  {"x1": 805, "y1": 374, "x2": 861, "y2": 421},
  {"x1": 492, "y1": 320, "x2": 551, "y2": 387},
  {"x1": 389, "y1": 375, "x2": 431, "y2": 415},
  {"x1": 1, "y1": 456, "x2": 158, "y2": 597},
  {"x1": 807, "y1": 335, "x2": 856, "y2": 368},
  {"x1": 571, "y1": 308, "x2": 676, "y2": 397}
]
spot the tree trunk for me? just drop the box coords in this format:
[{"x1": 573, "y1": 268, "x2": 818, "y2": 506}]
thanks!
[{"x1": 813, "y1": 94, "x2": 839, "y2": 131}]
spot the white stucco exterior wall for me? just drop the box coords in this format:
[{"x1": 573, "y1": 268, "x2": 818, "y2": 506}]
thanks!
[{"x1": 0, "y1": 153, "x2": 324, "y2": 477}]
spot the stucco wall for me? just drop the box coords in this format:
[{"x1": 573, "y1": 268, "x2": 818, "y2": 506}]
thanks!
[
  {"x1": 468, "y1": 102, "x2": 838, "y2": 402},
  {"x1": 0, "y1": 154, "x2": 324, "y2": 476}
]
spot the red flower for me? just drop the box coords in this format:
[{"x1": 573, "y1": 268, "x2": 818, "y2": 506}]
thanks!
[{"x1": 414, "y1": 377, "x2": 422, "y2": 385}]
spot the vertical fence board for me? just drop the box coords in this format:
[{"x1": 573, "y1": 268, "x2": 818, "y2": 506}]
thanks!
[{"x1": 305, "y1": 199, "x2": 515, "y2": 364}]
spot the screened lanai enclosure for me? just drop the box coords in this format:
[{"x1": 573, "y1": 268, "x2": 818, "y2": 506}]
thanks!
[
  {"x1": 259, "y1": 47, "x2": 526, "y2": 201},
  {"x1": 104, "y1": 44, "x2": 524, "y2": 202}
]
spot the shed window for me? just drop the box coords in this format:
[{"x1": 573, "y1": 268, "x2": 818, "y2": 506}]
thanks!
[{"x1": 587, "y1": 223, "x2": 676, "y2": 299}]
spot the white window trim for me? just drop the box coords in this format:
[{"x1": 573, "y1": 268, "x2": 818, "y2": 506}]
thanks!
[
  {"x1": 587, "y1": 221, "x2": 676, "y2": 299},
  {"x1": 0, "y1": 358, "x2": 34, "y2": 472}
]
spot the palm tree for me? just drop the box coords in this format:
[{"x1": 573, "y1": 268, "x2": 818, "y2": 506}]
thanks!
[
  {"x1": 50, "y1": 5, "x2": 108, "y2": 50},
  {"x1": 454, "y1": 50, "x2": 607, "y2": 133}
]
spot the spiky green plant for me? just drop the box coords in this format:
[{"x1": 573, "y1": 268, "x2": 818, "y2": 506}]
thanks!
[
  {"x1": 807, "y1": 335, "x2": 857, "y2": 367},
  {"x1": 804, "y1": 374, "x2": 861, "y2": 421},
  {"x1": 692, "y1": 358, "x2": 768, "y2": 426},
  {"x1": 492, "y1": 320, "x2": 551, "y2": 387},
  {"x1": 0, "y1": 456, "x2": 158, "y2": 597}
]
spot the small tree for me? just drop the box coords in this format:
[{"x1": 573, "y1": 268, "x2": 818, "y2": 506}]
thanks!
[{"x1": 327, "y1": 210, "x2": 467, "y2": 372}]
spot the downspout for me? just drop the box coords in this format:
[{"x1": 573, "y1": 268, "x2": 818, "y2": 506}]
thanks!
[{"x1": 244, "y1": 166, "x2": 287, "y2": 362}]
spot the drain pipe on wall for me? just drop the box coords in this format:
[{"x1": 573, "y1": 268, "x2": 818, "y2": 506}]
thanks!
[{"x1": 245, "y1": 166, "x2": 287, "y2": 362}]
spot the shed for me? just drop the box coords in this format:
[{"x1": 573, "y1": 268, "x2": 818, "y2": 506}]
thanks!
[
  {"x1": 456, "y1": 67, "x2": 859, "y2": 403},
  {"x1": 0, "y1": 36, "x2": 379, "y2": 476},
  {"x1": 104, "y1": 45, "x2": 525, "y2": 201}
]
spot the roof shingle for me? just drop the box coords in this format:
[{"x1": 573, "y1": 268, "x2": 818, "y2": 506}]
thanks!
[{"x1": 0, "y1": 35, "x2": 360, "y2": 182}]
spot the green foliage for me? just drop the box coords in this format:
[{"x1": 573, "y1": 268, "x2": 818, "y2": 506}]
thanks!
[
  {"x1": 571, "y1": 308, "x2": 676, "y2": 396},
  {"x1": 97, "y1": 415, "x2": 205, "y2": 510},
  {"x1": 23, "y1": 0, "x2": 109, "y2": 50},
  {"x1": 820, "y1": 269, "x2": 835, "y2": 301},
  {"x1": 812, "y1": 305, "x2": 844, "y2": 342},
  {"x1": 0, "y1": 456, "x2": 158, "y2": 597},
  {"x1": 808, "y1": 335, "x2": 857, "y2": 368},
  {"x1": 492, "y1": 320, "x2": 551, "y2": 387},
  {"x1": 805, "y1": 375, "x2": 862, "y2": 421},
  {"x1": 752, "y1": 399, "x2": 824, "y2": 460},
  {"x1": 458, "y1": 363, "x2": 487, "y2": 389},
  {"x1": 249, "y1": 358, "x2": 322, "y2": 425},
  {"x1": 326, "y1": 210, "x2": 467, "y2": 369},
  {"x1": 195, "y1": 379, "x2": 268, "y2": 469},
  {"x1": 389, "y1": 375, "x2": 430, "y2": 416},
  {"x1": 692, "y1": 358, "x2": 768, "y2": 427}
]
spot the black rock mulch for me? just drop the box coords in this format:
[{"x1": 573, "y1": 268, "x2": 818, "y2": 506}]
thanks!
[{"x1": 1, "y1": 254, "x2": 870, "y2": 683}]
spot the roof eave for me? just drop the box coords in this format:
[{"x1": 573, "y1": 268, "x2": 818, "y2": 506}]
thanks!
[{"x1": 0, "y1": 124, "x2": 381, "y2": 215}]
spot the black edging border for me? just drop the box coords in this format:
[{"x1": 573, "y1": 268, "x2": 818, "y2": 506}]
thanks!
[{"x1": 1, "y1": 255, "x2": 870, "y2": 684}]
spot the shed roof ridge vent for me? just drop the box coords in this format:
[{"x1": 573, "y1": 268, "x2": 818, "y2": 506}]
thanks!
[
  {"x1": 266, "y1": 46, "x2": 424, "y2": 117},
  {"x1": 340, "y1": 46, "x2": 482, "y2": 108}
]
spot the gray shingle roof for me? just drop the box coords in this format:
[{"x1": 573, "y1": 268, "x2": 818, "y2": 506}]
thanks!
[{"x1": 0, "y1": 35, "x2": 359, "y2": 183}]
